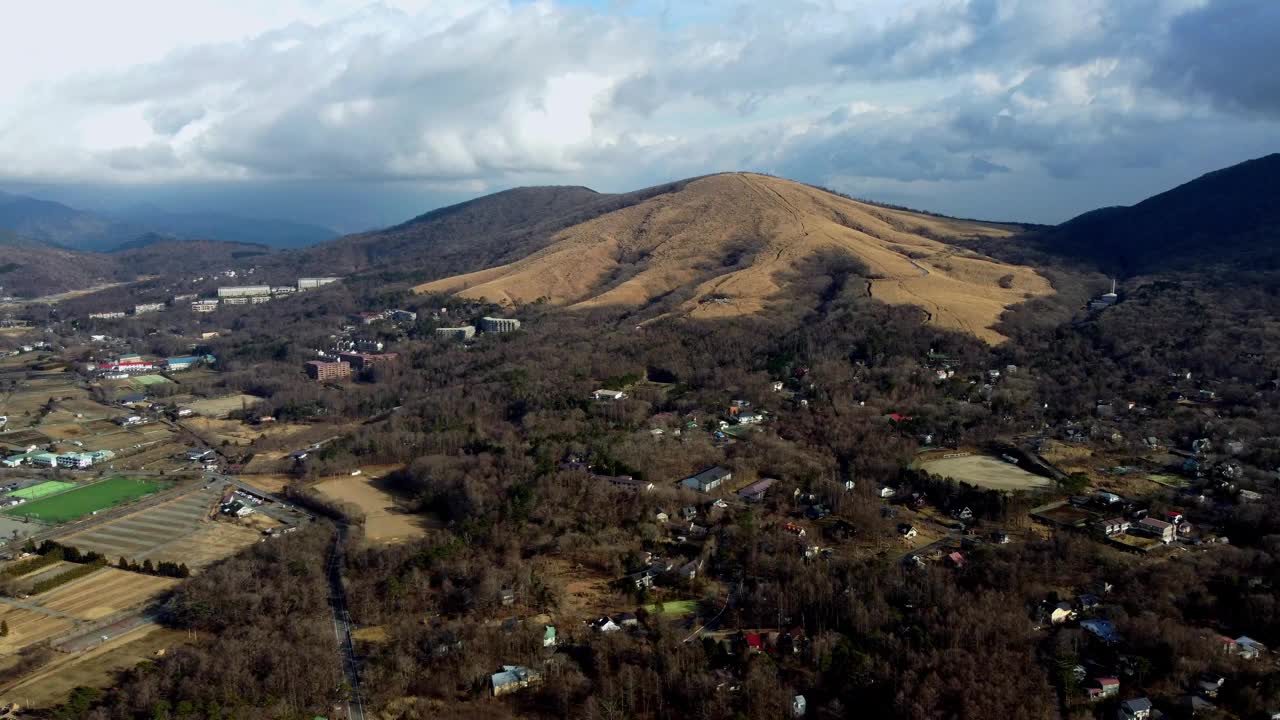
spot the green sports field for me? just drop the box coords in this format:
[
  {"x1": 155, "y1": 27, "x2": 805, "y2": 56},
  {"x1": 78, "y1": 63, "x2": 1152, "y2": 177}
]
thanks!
[
  {"x1": 8, "y1": 480, "x2": 77, "y2": 500},
  {"x1": 644, "y1": 599, "x2": 700, "y2": 616},
  {"x1": 3, "y1": 478, "x2": 163, "y2": 523}
]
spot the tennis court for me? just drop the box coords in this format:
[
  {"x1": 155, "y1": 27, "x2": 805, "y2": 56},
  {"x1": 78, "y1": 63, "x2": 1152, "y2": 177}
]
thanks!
[
  {"x1": 8, "y1": 480, "x2": 78, "y2": 500},
  {"x1": 2, "y1": 478, "x2": 164, "y2": 524}
]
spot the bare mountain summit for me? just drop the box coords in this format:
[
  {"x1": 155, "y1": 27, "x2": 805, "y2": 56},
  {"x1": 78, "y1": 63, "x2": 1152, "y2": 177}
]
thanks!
[{"x1": 416, "y1": 173, "x2": 1052, "y2": 343}]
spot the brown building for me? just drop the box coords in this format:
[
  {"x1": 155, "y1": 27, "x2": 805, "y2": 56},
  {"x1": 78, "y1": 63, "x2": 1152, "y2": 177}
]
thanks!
[
  {"x1": 337, "y1": 352, "x2": 400, "y2": 371},
  {"x1": 305, "y1": 360, "x2": 352, "y2": 381}
]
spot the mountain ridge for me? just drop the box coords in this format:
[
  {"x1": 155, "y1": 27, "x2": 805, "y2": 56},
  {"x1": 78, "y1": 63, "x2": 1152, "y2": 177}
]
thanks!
[
  {"x1": 413, "y1": 172, "x2": 1052, "y2": 344},
  {"x1": 1036, "y1": 152, "x2": 1280, "y2": 275}
]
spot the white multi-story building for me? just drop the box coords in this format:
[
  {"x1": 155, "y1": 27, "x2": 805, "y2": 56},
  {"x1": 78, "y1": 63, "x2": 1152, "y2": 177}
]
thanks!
[
  {"x1": 89, "y1": 312, "x2": 126, "y2": 319},
  {"x1": 134, "y1": 303, "x2": 166, "y2": 315},
  {"x1": 191, "y1": 299, "x2": 220, "y2": 313},
  {"x1": 217, "y1": 285, "x2": 272, "y2": 298},
  {"x1": 480, "y1": 317, "x2": 522, "y2": 333},
  {"x1": 298, "y1": 277, "x2": 340, "y2": 290}
]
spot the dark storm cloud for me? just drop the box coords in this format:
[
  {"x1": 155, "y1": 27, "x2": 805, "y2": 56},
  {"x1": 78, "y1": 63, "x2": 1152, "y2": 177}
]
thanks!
[{"x1": 1151, "y1": 0, "x2": 1280, "y2": 117}]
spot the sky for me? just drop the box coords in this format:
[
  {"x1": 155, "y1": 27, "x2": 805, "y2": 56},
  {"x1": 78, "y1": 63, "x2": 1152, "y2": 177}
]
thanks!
[{"x1": 0, "y1": 0, "x2": 1276, "y2": 231}]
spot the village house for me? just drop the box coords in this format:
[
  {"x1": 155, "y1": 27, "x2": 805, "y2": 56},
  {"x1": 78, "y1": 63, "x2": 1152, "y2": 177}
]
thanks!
[
  {"x1": 593, "y1": 617, "x2": 621, "y2": 633},
  {"x1": 1082, "y1": 619, "x2": 1121, "y2": 645},
  {"x1": 1097, "y1": 517, "x2": 1131, "y2": 536},
  {"x1": 1050, "y1": 602, "x2": 1077, "y2": 625},
  {"x1": 604, "y1": 475, "x2": 654, "y2": 492},
  {"x1": 1117, "y1": 697, "x2": 1153, "y2": 720},
  {"x1": 737, "y1": 477, "x2": 777, "y2": 503},
  {"x1": 490, "y1": 665, "x2": 541, "y2": 696},
  {"x1": 1087, "y1": 677, "x2": 1120, "y2": 701},
  {"x1": 1137, "y1": 517, "x2": 1176, "y2": 543},
  {"x1": 681, "y1": 466, "x2": 732, "y2": 493}
]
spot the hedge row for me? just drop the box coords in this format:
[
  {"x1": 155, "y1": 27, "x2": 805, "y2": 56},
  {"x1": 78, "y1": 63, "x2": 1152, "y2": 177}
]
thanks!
[
  {"x1": 1, "y1": 548, "x2": 64, "y2": 577},
  {"x1": 30, "y1": 559, "x2": 107, "y2": 594}
]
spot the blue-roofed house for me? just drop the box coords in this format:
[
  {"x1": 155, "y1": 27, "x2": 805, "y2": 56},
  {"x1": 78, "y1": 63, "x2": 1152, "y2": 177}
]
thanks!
[
  {"x1": 491, "y1": 665, "x2": 541, "y2": 696},
  {"x1": 1082, "y1": 619, "x2": 1121, "y2": 645}
]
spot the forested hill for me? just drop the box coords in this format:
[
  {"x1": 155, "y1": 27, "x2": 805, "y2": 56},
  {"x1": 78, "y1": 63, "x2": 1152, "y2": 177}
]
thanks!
[{"x1": 1035, "y1": 153, "x2": 1280, "y2": 276}]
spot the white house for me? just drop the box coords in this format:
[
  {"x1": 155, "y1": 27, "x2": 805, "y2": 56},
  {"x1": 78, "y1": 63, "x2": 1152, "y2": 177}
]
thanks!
[{"x1": 592, "y1": 389, "x2": 627, "y2": 401}]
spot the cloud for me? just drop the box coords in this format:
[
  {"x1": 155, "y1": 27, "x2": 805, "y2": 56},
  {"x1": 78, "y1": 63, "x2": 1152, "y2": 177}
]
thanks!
[
  {"x1": 0, "y1": 0, "x2": 1275, "y2": 226},
  {"x1": 1150, "y1": 0, "x2": 1280, "y2": 117}
]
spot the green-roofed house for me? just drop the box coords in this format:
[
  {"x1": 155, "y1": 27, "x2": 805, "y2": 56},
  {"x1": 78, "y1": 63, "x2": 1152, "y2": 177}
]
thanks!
[{"x1": 543, "y1": 625, "x2": 557, "y2": 648}]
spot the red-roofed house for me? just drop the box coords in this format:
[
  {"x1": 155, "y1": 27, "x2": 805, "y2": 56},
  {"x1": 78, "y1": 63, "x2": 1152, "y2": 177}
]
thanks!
[
  {"x1": 1086, "y1": 677, "x2": 1120, "y2": 701},
  {"x1": 744, "y1": 633, "x2": 763, "y2": 653}
]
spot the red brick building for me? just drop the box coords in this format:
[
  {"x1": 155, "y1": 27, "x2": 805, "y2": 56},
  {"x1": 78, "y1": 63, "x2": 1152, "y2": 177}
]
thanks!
[{"x1": 304, "y1": 360, "x2": 352, "y2": 381}]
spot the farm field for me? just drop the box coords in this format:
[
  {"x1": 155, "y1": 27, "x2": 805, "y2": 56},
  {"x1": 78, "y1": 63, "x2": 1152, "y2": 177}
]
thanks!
[
  {"x1": 38, "y1": 568, "x2": 178, "y2": 621},
  {"x1": 0, "y1": 605, "x2": 74, "y2": 654},
  {"x1": 8, "y1": 480, "x2": 77, "y2": 500},
  {"x1": 60, "y1": 484, "x2": 271, "y2": 569},
  {"x1": 917, "y1": 454, "x2": 1052, "y2": 491},
  {"x1": 2, "y1": 477, "x2": 163, "y2": 523},
  {"x1": 0, "y1": 625, "x2": 186, "y2": 709},
  {"x1": 313, "y1": 472, "x2": 431, "y2": 543}
]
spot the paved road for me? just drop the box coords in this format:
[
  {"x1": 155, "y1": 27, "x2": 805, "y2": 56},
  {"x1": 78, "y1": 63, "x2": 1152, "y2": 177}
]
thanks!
[{"x1": 327, "y1": 522, "x2": 366, "y2": 720}]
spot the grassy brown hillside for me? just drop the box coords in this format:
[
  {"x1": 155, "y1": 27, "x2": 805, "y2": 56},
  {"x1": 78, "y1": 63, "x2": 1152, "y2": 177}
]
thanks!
[
  {"x1": 289, "y1": 179, "x2": 702, "y2": 280},
  {"x1": 415, "y1": 173, "x2": 1052, "y2": 344}
]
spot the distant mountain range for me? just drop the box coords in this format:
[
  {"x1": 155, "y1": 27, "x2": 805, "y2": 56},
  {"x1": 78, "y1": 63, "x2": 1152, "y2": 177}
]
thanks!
[
  {"x1": 0, "y1": 190, "x2": 338, "y2": 252},
  {"x1": 4, "y1": 154, "x2": 1277, "y2": 314}
]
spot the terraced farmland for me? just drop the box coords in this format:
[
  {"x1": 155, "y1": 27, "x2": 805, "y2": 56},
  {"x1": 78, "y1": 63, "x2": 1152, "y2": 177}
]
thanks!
[
  {"x1": 0, "y1": 606, "x2": 74, "y2": 653},
  {"x1": 59, "y1": 486, "x2": 218, "y2": 560},
  {"x1": 37, "y1": 568, "x2": 177, "y2": 621},
  {"x1": 60, "y1": 485, "x2": 268, "y2": 569}
]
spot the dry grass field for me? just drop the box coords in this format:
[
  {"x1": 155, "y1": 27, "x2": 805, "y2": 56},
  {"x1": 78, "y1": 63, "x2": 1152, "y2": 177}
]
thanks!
[
  {"x1": 181, "y1": 416, "x2": 327, "y2": 449},
  {"x1": 0, "y1": 606, "x2": 74, "y2": 653},
  {"x1": 540, "y1": 557, "x2": 621, "y2": 624},
  {"x1": 180, "y1": 394, "x2": 263, "y2": 419},
  {"x1": 918, "y1": 453, "x2": 1053, "y2": 491},
  {"x1": 37, "y1": 569, "x2": 177, "y2": 621},
  {"x1": 416, "y1": 173, "x2": 1051, "y2": 344},
  {"x1": 313, "y1": 471, "x2": 432, "y2": 544}
]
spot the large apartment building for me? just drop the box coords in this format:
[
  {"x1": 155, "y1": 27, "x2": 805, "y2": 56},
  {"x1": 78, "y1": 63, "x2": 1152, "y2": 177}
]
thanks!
[{"x1": 304, "y1": 360, "x2": 352, "y2": 381}]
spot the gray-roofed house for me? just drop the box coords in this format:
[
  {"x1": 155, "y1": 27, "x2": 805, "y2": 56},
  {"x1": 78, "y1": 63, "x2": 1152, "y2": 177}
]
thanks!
[
  {"x1": 1118, "y1": 697, "x2": 1153, "y2": 720},
  {"x1": 681, "y1": 466, "x2": 732, "y2": 493},
  {"x1": 737, "y1": 477, "x2": 777, "y2": 503}
]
